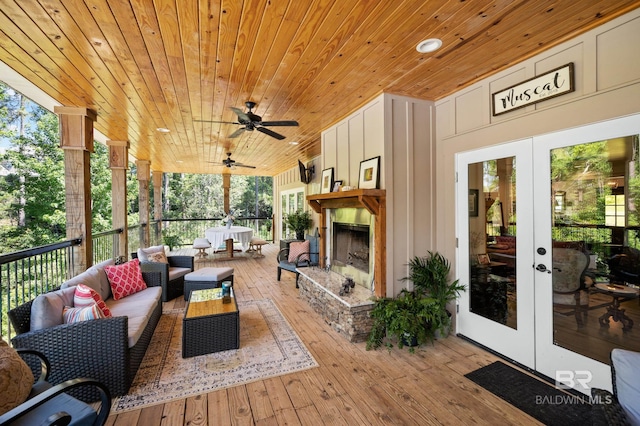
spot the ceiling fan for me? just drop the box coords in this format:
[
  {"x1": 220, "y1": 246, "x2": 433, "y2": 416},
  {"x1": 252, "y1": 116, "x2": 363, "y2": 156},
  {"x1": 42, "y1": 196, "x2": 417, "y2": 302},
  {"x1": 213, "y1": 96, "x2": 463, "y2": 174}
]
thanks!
[
  {"x1": 210, "y1": 152, "x2": 256, "y2": 169},
  {"x1": 196, "y1": 101, "x2": 298, "y2": 140}
]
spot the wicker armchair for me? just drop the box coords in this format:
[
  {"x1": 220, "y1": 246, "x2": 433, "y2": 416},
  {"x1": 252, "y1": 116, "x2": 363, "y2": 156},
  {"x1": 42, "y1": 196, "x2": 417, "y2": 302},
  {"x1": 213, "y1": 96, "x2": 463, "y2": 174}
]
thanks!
[
  {"x1": 7, "y1": 270, "x2": 162, "y2": 402},
  {"x1": 132, "y1": 249, "x2": 194, "y2": 302},
  {"x1": 0, "y1": 349, "x2": 111, "y2": 425},
  {"x1": 591, "y1": 349, "x2": 640, "y2": 425}
]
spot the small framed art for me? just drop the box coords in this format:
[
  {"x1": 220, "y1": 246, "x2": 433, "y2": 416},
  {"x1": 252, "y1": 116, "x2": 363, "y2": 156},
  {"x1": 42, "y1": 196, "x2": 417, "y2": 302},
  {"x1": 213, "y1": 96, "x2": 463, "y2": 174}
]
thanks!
[
  {"x1": 477, "y1": 253, "x2": 490, "y2": 265},
  {"x1": 321, "y1": 167, "x2": 334, "y2": 194},
  {"x1": 358, "y1": 156, "x2": 380, "y2": 189},
  {"x1": 332, "y1": 180, "x2": 343, "y2": 192}
]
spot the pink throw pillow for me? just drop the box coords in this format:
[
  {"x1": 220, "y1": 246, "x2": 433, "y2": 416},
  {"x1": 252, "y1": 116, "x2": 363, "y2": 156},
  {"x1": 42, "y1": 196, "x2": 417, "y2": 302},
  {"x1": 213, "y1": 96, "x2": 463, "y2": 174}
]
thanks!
[
  {"x1": 288, "y1": 240, "x2": 310, "y2": 263},
  {"x1": 74, "y1": 284, "x2": 112, "y2": 318},
  {"x1": 104, "y1": 259, "x2": 147, "y2": 300}
]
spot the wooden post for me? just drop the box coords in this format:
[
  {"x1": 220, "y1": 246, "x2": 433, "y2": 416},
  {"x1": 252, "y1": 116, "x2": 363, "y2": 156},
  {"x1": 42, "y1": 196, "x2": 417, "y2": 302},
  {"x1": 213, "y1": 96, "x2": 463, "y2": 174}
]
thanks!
[
  {"x1": 107, "y1": 140, "x2": 129, "y2": 261},
  {"x1": 152, "y1": 171, "x2": 163, "y2": 245},
  {"x1": 223, "y1": 172, "x2": 231, "y2": 214},
  {"x1": 55, "y1": 106, "x2": 96, "y2": 276},
  {"x1": 137, "y1": 160, "x2": 151, "y2": 249}
]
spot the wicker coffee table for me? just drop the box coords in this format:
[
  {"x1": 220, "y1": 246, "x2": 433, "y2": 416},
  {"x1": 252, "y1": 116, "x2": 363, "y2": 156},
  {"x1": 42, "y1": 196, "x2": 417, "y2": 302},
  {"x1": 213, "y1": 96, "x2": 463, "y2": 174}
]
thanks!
[{"x1": 182, "y1": 288, "x2": 239, "y2": 358}]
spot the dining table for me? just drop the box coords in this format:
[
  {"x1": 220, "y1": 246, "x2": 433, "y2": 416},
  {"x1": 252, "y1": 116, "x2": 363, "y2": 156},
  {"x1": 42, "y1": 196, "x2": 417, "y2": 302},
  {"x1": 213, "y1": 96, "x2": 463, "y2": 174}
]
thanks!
[{"x1": 205, "y1": 226, "x2": 254, "y2": 259}]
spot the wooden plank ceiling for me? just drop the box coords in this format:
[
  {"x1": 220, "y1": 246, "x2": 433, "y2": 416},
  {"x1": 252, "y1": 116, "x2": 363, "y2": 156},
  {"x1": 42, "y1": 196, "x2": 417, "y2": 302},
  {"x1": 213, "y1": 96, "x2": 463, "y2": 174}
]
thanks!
[{"x1": 1, "y1": 0, "x2": 638, "y2": 176}]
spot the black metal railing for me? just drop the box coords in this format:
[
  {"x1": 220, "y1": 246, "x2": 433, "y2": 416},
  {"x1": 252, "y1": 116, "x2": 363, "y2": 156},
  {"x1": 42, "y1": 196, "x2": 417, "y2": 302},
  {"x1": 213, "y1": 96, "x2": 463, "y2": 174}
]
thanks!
[
  {"x1": 0, "y1": 239, "x2": 82, "y2": 340},
  {"x1": 93, "y1": 228, "x2": 123, "y2": 265}
]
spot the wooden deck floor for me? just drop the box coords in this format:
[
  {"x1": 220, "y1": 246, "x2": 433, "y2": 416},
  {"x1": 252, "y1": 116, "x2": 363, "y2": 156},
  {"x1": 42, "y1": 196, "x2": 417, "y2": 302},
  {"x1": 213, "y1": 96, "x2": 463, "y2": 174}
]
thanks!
[{"x1": 107, "y1": 244, "x2": 542, "y2": 425}]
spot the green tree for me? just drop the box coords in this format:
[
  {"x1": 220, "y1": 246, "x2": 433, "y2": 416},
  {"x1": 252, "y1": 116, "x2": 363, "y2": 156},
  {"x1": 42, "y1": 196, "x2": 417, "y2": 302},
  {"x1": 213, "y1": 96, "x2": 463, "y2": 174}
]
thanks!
[{"x1": 0, "y1": 102, "x2": 65, "y2": 250}]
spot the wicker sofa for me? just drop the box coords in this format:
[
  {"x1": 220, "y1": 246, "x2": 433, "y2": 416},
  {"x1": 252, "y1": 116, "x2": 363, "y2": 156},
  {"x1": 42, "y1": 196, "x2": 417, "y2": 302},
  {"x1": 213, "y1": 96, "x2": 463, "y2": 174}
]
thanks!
[{"x1": 8, "y1": 259, "x2": 163, "y2": 401}]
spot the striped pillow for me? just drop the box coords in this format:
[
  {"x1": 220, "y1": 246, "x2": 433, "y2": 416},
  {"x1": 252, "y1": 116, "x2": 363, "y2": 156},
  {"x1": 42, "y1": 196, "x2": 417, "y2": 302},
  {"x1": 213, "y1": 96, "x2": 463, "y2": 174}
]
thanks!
[
  {"x1": 74, "y1": 283, "x2": 112, "y2": 318},
  {"x1": 63, "y1": 304, "x2": 104, "y2": 324},
  {"x1": 288, "y1": 240, "x2": 310, "y2": 263}
]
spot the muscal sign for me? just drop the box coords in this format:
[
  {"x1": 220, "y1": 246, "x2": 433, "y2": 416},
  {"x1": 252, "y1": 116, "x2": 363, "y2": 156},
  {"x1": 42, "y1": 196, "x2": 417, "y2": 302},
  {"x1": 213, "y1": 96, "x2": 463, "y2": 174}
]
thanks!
[{"x1": 492, "y1": 63, "x2": 574, "y2": 116}]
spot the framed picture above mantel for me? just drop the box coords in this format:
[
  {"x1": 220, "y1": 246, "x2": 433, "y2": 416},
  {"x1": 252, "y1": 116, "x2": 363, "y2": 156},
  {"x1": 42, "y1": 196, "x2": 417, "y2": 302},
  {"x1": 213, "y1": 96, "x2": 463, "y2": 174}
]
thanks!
[{"x1": 358, "y1": 156, "x2": 380, "y2": 189}]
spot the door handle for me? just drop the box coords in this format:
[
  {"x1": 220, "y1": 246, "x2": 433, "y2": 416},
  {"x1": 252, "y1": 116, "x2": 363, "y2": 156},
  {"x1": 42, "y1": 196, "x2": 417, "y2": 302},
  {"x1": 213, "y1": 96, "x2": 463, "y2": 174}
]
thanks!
[{"x1": 535, "y1": 263, "x2": 551, "y2": 274}]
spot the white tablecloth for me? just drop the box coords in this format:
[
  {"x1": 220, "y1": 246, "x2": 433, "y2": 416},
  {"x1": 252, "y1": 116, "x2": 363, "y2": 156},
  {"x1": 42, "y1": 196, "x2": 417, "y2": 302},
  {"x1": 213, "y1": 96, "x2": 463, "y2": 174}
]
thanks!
[{"x1": 205, "y1": 226, "x2": 253, "y2": 250}]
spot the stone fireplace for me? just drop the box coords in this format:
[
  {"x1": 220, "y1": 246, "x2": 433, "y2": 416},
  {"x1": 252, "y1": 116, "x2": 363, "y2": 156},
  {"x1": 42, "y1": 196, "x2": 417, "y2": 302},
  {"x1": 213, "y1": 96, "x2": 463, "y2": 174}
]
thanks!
[
  {"x1": 329, "y1": 208, "x2": 374, "y2": 291},
  {"x1": 297, "y1": 189, "x2": 386, "y2": 342}
]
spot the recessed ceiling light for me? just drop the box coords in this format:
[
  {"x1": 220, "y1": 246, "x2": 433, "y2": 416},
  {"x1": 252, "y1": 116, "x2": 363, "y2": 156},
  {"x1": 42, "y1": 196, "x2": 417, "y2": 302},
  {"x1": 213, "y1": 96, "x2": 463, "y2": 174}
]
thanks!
[
  {"x1": 288, "y1": 141, "x2": 299, "y2": 145},
  {"x1": 416, "y1": 38, "x2": 442, "y2": 53},
  {"x1": 156, "y1": 127, "x2": 170, "y2": 133}
]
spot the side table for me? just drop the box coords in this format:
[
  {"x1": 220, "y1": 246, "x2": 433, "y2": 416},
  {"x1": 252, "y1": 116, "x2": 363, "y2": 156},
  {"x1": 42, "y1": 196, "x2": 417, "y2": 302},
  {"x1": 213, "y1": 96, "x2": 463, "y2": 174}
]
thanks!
[{"x1": 593, "y1": 283, "x2": 639, "y2": 331}]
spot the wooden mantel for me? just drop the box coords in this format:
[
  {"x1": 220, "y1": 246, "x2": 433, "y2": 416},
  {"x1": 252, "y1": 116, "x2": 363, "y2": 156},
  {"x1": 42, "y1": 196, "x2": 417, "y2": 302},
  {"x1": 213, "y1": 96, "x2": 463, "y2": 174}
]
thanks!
[{"x1": 306, "y1": 189, "x2": 386, "y2": 297}]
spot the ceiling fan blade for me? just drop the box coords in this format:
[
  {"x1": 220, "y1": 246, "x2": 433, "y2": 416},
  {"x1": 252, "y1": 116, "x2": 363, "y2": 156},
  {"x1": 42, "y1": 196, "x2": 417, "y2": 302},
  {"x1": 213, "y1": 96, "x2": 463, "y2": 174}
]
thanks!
[
  {"x1": 256, "y1": 126, "x2": 286, "y2": 140},
  {"x1": 230, "y1": 107, "x2": 251, "y2": 123},
  {"x1": 194, "y1": 119, "x2": 240, "y2": 125},
  {"x1": 260, "y1": 120, "x2": 299, "y2": 126},
  {"x1": 234, "y1": 163, "x2": 256, "y2": 169},
  {"x1": 228, "y1": 127, "x2": 246, "y2": 138}
]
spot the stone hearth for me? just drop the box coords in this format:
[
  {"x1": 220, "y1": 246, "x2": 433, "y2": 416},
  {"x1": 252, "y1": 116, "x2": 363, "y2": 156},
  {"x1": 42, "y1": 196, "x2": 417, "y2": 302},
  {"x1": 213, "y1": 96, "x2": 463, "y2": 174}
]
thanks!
[{"x1": 297, "y1": 268, "x2": 375, "y2": 342}]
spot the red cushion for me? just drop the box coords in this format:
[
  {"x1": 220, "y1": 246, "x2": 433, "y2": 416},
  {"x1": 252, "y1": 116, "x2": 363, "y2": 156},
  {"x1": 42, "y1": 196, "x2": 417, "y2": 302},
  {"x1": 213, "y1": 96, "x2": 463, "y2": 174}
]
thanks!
[
  {"x1": 74, "y1": 283, "x2": 112, "y2": 317},
  {"x1": 288, "y1": 240, "x2": 310, "y2": 263},
  {"x1": 104, "y1": 259, "x2": 147, "y2": 300}
]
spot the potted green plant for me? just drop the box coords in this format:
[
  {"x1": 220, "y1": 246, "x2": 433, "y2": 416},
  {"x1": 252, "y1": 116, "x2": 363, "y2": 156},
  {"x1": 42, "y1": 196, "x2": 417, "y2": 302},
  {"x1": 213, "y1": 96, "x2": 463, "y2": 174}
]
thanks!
[
  {"x1": 366, "y1": 289, "x2": 439, "y2": 353},
  {"x1": 285, "y1": 210, "x2": 313, "y2": 240},
  {"x1": 162, "y1": 231, "x2": 181, "y2": 251},
  {"x1": 404, "y1": 251, "x2": 466, "y2": 338}
]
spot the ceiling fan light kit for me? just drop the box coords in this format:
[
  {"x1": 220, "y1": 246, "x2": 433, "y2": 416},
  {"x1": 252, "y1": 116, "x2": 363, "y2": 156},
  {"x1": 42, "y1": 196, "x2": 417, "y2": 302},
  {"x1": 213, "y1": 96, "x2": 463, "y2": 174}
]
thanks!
[
  {"x1": 209, "y1": 152, "x2": 256, "y2": 169},
  {"x1": 195, "y1": 101, "x2": 299, "y2": 140}
]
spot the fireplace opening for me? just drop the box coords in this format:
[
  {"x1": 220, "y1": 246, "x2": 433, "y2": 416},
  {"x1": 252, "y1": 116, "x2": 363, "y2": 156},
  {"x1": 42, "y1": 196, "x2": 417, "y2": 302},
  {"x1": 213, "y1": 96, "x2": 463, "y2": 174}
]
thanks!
[{"x1": 332, "y1": 223, "x2": 370, "y2": 273}]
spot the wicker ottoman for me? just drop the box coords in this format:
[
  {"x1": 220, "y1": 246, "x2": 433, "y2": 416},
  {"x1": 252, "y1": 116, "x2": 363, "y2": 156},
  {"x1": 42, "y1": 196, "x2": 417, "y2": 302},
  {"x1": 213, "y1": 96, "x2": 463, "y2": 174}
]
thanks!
[{"x1": 184, "y1": 267, "x2": 234, "y2": 300}]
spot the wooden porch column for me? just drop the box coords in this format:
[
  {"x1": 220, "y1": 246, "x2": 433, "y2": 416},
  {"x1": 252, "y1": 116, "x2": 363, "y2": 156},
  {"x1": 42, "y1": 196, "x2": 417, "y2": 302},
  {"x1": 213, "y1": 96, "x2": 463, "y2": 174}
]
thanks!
[
  {"x1": 223, "y1": 172, "x2": 231, "y2": 214},
  {"x1": 107, "y1": 140, "x2": 129, "y2": 261},
  {"x1": 137, "y1": 160, "x2": 151, "y2": 248},
  {"x1": 152, "y1": 171, "x2": 163, "y2": 244},
  {"x1": 54, "y1": 106, "x2": 96, "y2": 276}
]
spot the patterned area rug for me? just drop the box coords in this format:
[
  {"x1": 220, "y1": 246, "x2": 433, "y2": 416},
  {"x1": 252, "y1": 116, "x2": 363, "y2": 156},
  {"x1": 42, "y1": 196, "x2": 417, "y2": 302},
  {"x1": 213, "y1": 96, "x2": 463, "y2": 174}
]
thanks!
[{"x1": 112, "y1": 299, "x2": 318, "y2": 412}]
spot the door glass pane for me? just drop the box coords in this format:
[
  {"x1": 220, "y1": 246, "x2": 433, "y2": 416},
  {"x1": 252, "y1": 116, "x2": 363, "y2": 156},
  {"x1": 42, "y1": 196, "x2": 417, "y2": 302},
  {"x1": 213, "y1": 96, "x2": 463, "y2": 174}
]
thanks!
[
  {"x1": 468, "y1": 157, "x2": 517, "y2": 329},
  {"x1": 551, "y1": 135, "x2": 640, "y2": 364}
]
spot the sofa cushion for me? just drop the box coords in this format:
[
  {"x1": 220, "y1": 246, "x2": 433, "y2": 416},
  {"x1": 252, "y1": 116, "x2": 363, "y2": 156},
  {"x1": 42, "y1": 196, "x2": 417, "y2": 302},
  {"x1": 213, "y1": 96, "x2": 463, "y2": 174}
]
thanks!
[
  {"x1": 104, "y1": 259, "x2": 147, "y2": 300},
  {"x1": 169, "y1": 267, "x2": 192, "y2": 281},
  {"x1": 61, "y1": 258, "x2": 114, "y2": 302},
  {"x1": 73, "y1": 284, "x2": 112, "y2": 318},
  {"x1": 611, "y1": 348, "x2": 640, "y2": 424},
  {"x1": 137, "y1": 245, "x2": 165, "y2": 262},
  {"x1": 0, "y1": 339, "x2": 32, "y2": 416},
  {"x1": 288, "y1": 240, "x2": 310, "y2": 262},
  {"x1": 63, "y1": 304, "x2": 104, "y2": 324},
  {"x1": 30, "y1": 287, "x2": 76, "y2": 331},
  {"x1": 106, "y1": 287, "x2": 162, "y2": 347}
]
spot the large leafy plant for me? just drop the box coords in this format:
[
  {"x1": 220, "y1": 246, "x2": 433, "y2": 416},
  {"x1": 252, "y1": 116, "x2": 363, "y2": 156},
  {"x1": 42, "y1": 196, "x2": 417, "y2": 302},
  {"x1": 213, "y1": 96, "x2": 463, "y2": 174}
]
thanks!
[
  {"x1": 404, "y1": 252, "x2": 466, "y2": 336},
  {"x1": 285, "y1": 210, "x2": 313, "y2": 239}
]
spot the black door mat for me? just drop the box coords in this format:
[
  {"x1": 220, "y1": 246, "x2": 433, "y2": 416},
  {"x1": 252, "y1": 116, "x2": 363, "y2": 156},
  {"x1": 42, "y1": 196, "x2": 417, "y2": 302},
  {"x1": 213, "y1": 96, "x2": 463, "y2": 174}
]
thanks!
[{"x1": 464, "y1": 361, "x2": 592, "y2": 425}]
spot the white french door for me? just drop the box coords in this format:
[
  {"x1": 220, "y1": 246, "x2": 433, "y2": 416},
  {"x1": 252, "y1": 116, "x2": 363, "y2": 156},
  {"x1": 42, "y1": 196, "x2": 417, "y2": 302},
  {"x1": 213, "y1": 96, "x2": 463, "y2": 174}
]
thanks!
[
  {"x1": 456, "y1": 139, "x2": 536, "y2": 369},
  {"x1": 457, "y1": 113, "x2": 640, "y2": 394}
]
